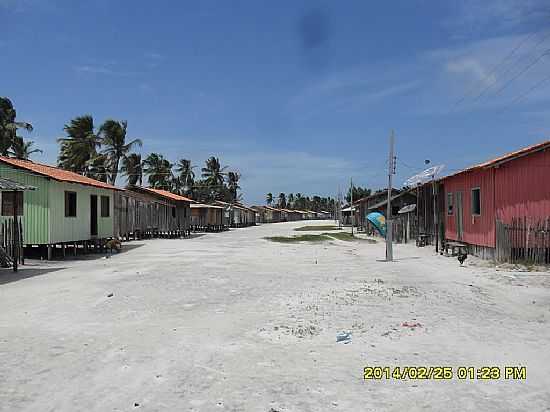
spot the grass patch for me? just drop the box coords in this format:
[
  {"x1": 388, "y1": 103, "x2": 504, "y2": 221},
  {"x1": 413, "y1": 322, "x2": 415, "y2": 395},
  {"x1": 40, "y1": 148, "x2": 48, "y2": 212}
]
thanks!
[
  {"x1": 264, "y1": 234, "x2": 333, "y2": 243},
  {"x1": 294, "y1": 225, "x2": 342, "y2": 232},
  {"x1": 323, "y1": 232, "x2": 377, "y2": 243}
]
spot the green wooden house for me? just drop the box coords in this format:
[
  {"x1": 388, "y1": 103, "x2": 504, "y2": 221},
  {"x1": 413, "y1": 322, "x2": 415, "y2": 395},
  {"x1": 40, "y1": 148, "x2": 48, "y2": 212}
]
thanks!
[{"x1": 0, "y1": 156, "x2": 119, "y2": 247}]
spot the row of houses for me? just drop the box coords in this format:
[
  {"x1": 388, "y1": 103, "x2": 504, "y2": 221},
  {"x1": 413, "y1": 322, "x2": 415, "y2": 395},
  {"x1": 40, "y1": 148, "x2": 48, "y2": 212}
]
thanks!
[
  {"x1": 351, "y1": 140, "x2": 550, "y2": 264},
  {"x1": 0, "y1": 156, "x2": 256, "y2": 263},
  {"x1": 251, "y1": 205, "x2": 331, "y2": 223}
]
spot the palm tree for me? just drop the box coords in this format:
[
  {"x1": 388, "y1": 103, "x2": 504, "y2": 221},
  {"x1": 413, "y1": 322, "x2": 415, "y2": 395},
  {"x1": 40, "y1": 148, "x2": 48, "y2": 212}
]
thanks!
[
  {"x1": 266, "y1": 193, "x2": 273, "y2": 205},
  {"x1": 9, "y1": 136, "x2": 42, "y2": 159},
  {"x1": 0, "y1": 97, "x2": 34, "y2": 156},
  {"x1": 58, "y1": 115, "x2": 101, "y2": 174},
  {"x1": 295, "y1": 193, "x2": 303, "y2": 209},
  {"x1": 175, "y1": 159, "x2": 195, "y2": 194},
  {"x1": 287, "y1": 193, "x2": 294, "y2": 209},
  {"x1": 143, "y1": 153, "x2": 173, "y2": 189},
  {"x1": 121, "y1": 153, "x2": 143, "y2": 186},
  {"x1": 100, "y1": 119, "x2": 142, "y2": 185},
  {"x1": 226, "y1": 171, "x2": 241, "y2": 201},
  {"x1": 278, "y1": 193, "x2": 287, "y2": 209},
  {"x1": 201, "y1": 156, "x2": 227, "y2": 186},
  {"x1": 86, "y1": 153, "x2": 109, "y2": 183}
]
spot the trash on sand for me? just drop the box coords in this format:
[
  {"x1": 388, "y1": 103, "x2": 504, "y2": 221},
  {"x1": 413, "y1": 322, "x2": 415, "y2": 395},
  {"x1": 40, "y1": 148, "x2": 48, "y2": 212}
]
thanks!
[
  {"x1": 336, "y1": 331, "x2": 352, "y2": 343},
  {"x1": 107, "y1": 293, "x2": 114, "y2": 298},
  {"x1": 402, "y1": 322, "x2": 422, "y2": 328}
]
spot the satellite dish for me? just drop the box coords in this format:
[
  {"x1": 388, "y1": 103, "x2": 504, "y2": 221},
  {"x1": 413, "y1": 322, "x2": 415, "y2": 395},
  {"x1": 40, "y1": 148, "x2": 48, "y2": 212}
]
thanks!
[
  {"x1": 398, "y1": 204, "x2": 416, "y2": 214},
  {"x1": 403, "y1": 165, "x2": 445, "y2": 187}
]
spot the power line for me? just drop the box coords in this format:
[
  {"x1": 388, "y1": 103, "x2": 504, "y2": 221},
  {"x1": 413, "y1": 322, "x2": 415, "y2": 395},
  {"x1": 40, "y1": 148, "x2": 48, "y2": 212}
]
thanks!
[
  {"x1": 469, "y1": 32, "x2": 550, "y2": 104},
  {"x1": 490, "y1": 48, "x2": 550, "y2": 98},
  {"x1": 503, "y1": 72, "x2": 550, "y2": 109},
  {"x1": 453, "y1": 31, "x2": 537, "y2": 108}
]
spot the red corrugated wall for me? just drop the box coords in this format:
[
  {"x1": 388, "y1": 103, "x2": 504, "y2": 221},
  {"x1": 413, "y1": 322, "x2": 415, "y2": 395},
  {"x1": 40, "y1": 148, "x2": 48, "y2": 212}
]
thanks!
[
  {"x1": 444, "y1": 147, "x2": 550, "y2": 248},
  {"x1": 444, "y1": 168, "x2": 495, "y2": 247},
  {"x1": 494, "y1": 149, "x2": 550, "y2": 221}
]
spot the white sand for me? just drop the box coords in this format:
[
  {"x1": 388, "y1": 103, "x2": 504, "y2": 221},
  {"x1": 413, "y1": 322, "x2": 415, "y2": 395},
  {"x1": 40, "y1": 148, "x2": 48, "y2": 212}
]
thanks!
[{"x1": 1, "y1": 221, "x2": 549, "y2": 411}]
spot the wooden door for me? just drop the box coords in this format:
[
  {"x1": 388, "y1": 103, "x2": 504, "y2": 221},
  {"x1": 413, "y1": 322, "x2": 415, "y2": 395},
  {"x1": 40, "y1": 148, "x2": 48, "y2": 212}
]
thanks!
[
  {"x1": 455, "y1": 191, "x2": 464, "y2": 241},
  {"x1": 90, "y1": 195, "x2": 98, "y2": 237}
]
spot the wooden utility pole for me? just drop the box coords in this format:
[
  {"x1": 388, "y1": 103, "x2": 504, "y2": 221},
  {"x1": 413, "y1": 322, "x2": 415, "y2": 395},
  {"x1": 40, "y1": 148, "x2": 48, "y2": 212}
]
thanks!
[{"x1": 386, "y1": 131, "x2": 395, "y2": 261}]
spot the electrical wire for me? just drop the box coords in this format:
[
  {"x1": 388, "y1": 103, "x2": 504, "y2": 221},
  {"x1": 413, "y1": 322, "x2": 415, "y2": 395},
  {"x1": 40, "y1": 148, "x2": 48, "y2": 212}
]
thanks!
[
  {"x1": 469, "y1": 32, "x2": 550, "y2": 104},
  {"x1": 453, "y1": 31, "x2": 537, "y2": 108}
]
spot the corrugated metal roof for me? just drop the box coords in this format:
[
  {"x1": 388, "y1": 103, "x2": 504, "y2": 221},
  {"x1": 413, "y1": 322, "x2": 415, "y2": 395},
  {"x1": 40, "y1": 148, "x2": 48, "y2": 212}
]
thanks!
[
  {"x1": 0, "y1": 156, "x2": 119, "y2": 190},
  {"x1": 0, "y1": 177, "x2": 36, "y2": 191},
  {"x1": 443, "y1": 139, "x2": 550, "y2": 180}
]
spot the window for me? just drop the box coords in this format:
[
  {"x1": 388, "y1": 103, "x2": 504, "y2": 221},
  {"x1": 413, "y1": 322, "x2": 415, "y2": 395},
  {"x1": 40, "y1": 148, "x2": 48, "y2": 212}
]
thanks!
[
  {"x1": 1, "y1": 192, "x2": 23, "y2": 216},
  {"x1": 101, "y1": 196, "x2": 110, "y2": 217},
  {"x1": 471, "y1": 188, "x2": 481, "y2": 216},
  {"x1": 171, "y1": 207, "x2": 176, "y2": 218},
  {"x1": 447, "y1": 192, "x2": 453, "y2": 215},
  {"x1": 65, "y1": 191, "x2": 77, "y2": 217}
]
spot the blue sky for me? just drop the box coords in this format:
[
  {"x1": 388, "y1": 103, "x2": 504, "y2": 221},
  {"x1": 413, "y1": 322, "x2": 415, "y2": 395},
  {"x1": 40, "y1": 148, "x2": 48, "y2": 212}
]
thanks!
[{"x1": 2, "y1": 0, "x2": 550, "y2": 204}]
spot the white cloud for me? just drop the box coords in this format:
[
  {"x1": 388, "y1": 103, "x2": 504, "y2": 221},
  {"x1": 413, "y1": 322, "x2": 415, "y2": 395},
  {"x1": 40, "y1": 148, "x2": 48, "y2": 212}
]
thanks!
[
  {"x1": 446, "y1": 58, "x2": 496, "y2": 86},
  {"x1": 74, "y1": 64, "x2": 137, "y2": 77}
]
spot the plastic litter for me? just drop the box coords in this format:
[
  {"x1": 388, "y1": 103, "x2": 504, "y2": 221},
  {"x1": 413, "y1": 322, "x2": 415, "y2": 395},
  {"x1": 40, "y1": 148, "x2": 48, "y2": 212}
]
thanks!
[{"x1": 336, "y1": 331, "x2": 352, "y2": 343}]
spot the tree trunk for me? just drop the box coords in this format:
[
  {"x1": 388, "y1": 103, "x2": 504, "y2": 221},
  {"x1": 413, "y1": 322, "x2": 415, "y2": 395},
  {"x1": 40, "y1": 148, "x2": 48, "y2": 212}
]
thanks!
[{"x1": 110, "y1": 157, "x2": 120, "y2": 185}]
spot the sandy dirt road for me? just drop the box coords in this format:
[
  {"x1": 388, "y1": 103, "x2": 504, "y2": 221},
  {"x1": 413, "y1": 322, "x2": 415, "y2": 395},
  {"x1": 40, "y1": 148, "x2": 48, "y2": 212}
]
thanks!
[{"x1": 1, "y1": 221, "x2": 549, "y2": 411}]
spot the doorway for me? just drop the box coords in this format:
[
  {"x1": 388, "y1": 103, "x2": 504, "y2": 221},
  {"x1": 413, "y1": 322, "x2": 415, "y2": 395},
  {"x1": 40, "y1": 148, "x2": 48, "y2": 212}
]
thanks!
[
  {"x1": 90, "y1": 195, "x2": 98, "y2": 236},
  {"x1": 455, "y1": 191, "x2": 464, "y2": 241}
]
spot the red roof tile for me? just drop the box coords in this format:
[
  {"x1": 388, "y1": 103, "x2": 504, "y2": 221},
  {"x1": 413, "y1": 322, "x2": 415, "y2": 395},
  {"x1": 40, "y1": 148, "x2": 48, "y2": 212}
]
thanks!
[
  {"x1": 142, "y1": 187, "x2": 193, "y2": 202},
  {"x1": 0, "y1": 156, "x2": 119, "y2": 190}
]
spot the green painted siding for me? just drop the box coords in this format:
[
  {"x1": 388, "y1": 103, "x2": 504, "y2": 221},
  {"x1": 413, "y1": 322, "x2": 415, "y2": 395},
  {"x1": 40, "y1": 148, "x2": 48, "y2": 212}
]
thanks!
[
  {"x1": 0, "y1": 163, "x2": 115, "y2": 244},
  {"x1": 49, "y1": 181, "x2": 114, "y2": 243},
  {"x1": 0, "y1": 165, "x2": 50, "y2": 244}
]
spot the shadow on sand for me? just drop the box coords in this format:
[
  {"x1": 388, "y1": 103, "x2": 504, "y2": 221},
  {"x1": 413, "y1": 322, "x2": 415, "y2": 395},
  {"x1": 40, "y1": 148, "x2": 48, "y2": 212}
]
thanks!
[
  {"x1": 0, "y1": 266, "x2": 67, "y2": 286},
  {"x1": 22, "y1": 243, "x2": 146, "y2": 262}
]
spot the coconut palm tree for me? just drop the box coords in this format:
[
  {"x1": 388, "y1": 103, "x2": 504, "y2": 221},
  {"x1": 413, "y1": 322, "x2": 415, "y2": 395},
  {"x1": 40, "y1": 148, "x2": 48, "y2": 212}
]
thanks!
[
  {"x1": 9, "y1": 136, "x2": 42, "y2": 159},
  {"x1": 0, "y1": 97, "x2": 34, "y2": 156},
  {"x1": 266, "y1": 193, "x2": 273, "y2": 205},
  {"x1": 278, "y1": 193, "x2": 287, "y2": 209},
  {"x1": 86, "y1": 153, "x2": 109, "y2": 183},
  {"x1": 287, "y1": 193, "x2": 294, "y2": 209},
  {"x1": 294, "y1": 193, "x2": 303, "y2": 209},
  {"x1": 201, "y1": 156, "x2": 227, "y2": 186},
  {"x1": 99, "y1": 119, "x2": 142, "y2": 185},
  {"x1": 175, "y1": 159, "x2": 195, "y2": 194},
  {"x1": 143, "y1": 153, "x2": 173, "y2": 189},
  {"x1": 58, "y1": 115, "x2": 101, "y2": 174},
  {"x1": 121, "y1": 153, "x2": 143, "y2": 186},
  {"x1": 226, "y1": 171, "x2": 241, "y2": 201}
]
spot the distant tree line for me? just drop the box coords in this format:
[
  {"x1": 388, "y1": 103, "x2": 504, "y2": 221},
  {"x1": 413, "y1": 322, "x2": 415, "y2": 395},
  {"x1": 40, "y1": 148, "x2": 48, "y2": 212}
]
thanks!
[
  {"x1": 265, "y1": 192, "x2": 336, "y2": 212},
  {"x1": 265, "y1": 184, "x2": 371, "y2": 212},
  {"x1": 346, "y1": 186, "x2": 371, "y2": 203},
  {"x1": 0, "y1": 97, "x2": 241, "y2": 203}
]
